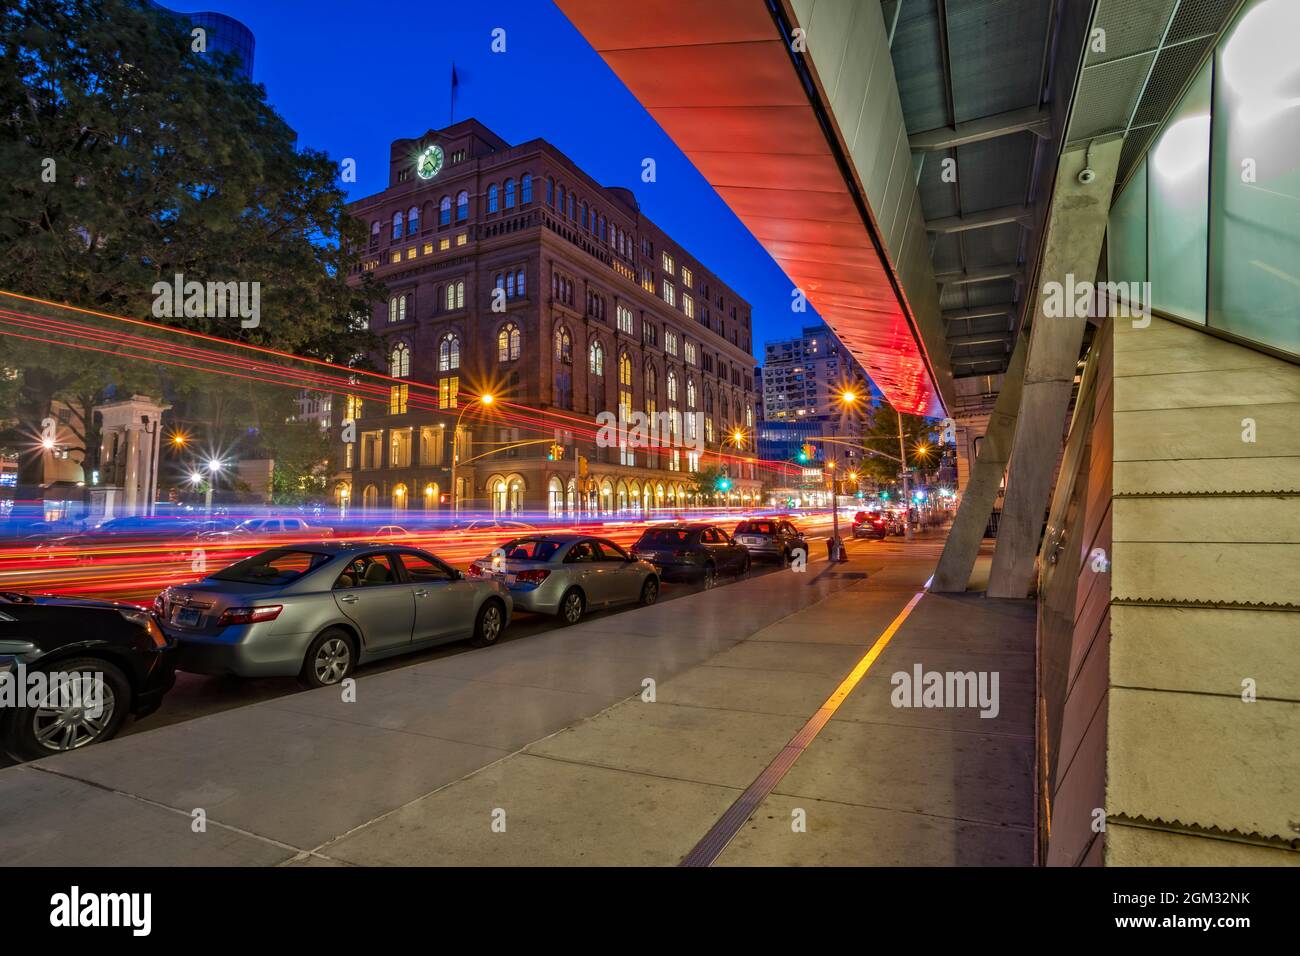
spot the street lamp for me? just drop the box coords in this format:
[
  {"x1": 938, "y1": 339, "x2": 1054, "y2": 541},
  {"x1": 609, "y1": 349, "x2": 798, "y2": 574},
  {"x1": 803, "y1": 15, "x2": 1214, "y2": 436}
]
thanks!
[
  {"x1": 449, "y1": 392, "x2": 495, "y2": 516},
  {"x1": 828, "y1": 389, "x2": 862, "y2": 562},
  {"x1": 203, "y1": 459, "x2": 223, "y2": 514}
]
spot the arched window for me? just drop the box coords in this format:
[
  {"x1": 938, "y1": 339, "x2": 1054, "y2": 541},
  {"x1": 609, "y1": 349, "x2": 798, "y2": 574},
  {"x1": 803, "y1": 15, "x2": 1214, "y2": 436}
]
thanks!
[
  {"x1": 619, "y1": 351, "x2": 633, "y2": 388},
  {"x1": 391, "y1": 210, "x2": 403, "y2": 240},
  {"x1": 495, "y1": 273, "x2": 504, "y2": 292},
  {"x1": 445, "y1": 281, "x2": 464, "y2": 311},
  {"x1": 644, "y1": 363, "x2": 657, "y2": 416},
  {"x1": 498, "y1": 323, "x2": 521, "y2": 362},
  {"x1": 407, "y1": 206, "x2": 419, "y2": 235},
  {"x1": 456, "y1": 190, "x2": 468, "y2": 221},
  {"x1": 568, "y1": 193, "x2": 575, "y2": 220},
  {"x1": 667, "y1": 370, "x2": 678, "y2": 403},
  {"x1": 516, "y1": 269, "x2": 525, "y2": 296},
  {"x1": 506, "y1": 272, "x2": 515, "y2": 298},
  {"x1": 581, "y1": 202, "x2": 589, "y2": 230},
  {"x1": 504, "y1": 178, "x2": 516, "y2": 208},
  {"x1": 389, "y1": 342, "x2": 410, "y2": 378},
  {"x1": 388, "y1": 294, "x2": 406, "y2": 324},
  {"x1": 746, "y1": 403, "x2": 753, "y2": 427},
  {"x1": 589, "y1": 340, "x2": 604, "y2": 376},
  {"x1": 686, "y1": 378, "x2": 697, "y2": 408},
  {"x1": 599, "y1": 216, "x2": 606, "y2": 242},
  {"x1": 554, "y1": 326, "x2": 572, "y2": 364},
  {"x1": 487, "y1": 183, "x2": 499, "y2": 212},
  {"x1": 439, "y1": 196, "x2": 451, "y2": 226},
  {"x1": 521, "y1": 174, "x2": 532, "y2": 204},
  {"x1": 438, "y1": 333, "x2": 460, "y2": 372},
  {"x1": 546, "y1": 178, "x2": 555, "y2": 206},
  {"x1": 557, "y1": 185, "x2": 566, "y2": 214}
]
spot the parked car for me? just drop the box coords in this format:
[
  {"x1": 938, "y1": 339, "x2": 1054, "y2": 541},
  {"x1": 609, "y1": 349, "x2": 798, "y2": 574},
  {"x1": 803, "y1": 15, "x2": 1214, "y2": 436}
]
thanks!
[
  {"x1": 156, "y1": 544, "x2": 511, "y2": 687},
  {"x1": 469, "y1": 534, "x2": 658, "y2": 625},
  {"x1": 370, "y1": 525, "x2": 411, "y2": 539},
  {"x1": 852, "y1": 511, "x2": 888, "y2": 540},
  {"x1": 227, "y1": 517, "x2": 334, "y2": 538},
  {"x1": 452, "y1": 519, "x2": 536, "y2": 535},
  {"x1": 0, "y1": 592, "x2": 175, "y2": 761},
  {"x1": 733, "y1": 517, "x2": 806, "y2": 563},
  {"x1": 630, "y1": 523, "x2": 750, "y2": 588}
]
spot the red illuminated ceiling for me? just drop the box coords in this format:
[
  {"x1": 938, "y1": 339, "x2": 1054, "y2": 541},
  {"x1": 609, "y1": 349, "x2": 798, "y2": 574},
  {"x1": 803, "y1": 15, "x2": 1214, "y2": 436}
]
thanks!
[{"x1": 555, "y1": 0, "x2": 946, "y2": 418}]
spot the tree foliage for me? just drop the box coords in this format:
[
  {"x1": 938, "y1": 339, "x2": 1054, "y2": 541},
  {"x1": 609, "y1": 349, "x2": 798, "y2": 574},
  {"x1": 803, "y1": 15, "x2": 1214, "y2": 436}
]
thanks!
[{"x1": 0, "y1": 0, "x2": 381, "y2": 485}]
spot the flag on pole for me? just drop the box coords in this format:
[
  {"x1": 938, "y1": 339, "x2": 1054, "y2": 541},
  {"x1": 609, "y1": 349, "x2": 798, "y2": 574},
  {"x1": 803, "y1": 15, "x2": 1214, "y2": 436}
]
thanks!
[{"x1": 449, "y1": 62, "x2": 459, "y2": 125}]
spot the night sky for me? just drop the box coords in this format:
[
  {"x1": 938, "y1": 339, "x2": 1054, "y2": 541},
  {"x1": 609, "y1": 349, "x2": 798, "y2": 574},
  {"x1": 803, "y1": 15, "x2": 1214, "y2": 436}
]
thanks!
[{"x1": 165, "y1": 0, "x2": 821, "y2": 362}]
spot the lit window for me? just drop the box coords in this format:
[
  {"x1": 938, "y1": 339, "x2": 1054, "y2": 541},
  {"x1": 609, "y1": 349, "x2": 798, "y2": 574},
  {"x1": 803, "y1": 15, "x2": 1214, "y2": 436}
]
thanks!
[
  {"x1": 406, "y1": 247, "x2": 416, "y2": 260},
  {"x1": 439, "y1": 238, "x2": 450, "y2": 251},
  {"x1": 617, "y1": 304, "x2": 634, "y2": 334},
  {"x1": 390, "y1": 251, "x2": 401, "y2": 264},
  {"x1": 683, "y1": 295, "x2": 694, "y2": 319},
  {"x1": 389, "y1": 384, "x2": 408, "y2": 415},
  {"x1": 498, "y1": 323, "x2": 521, "y2": 362},
  {"x1": 456, "y1": 233, "x2": 467, "y2": 246},
  {"x1": 662, "y1": 281, "x2": 676, "y2": 307},
  {"x1": 662, "y1": 252, "x2": 674, "y2": 274},
  {"x1": 439, "y1": 376, "x2": 459, "y2": 410},
  {"x1": 681, "y1": 266, "x2": 692, "y2": 288},
  {"x1": 423, "y1": 243, "x2": 433, "y2": 255},
  {"x1": 589, "y1": 340, "x2": 604, "y2": 376},
  {"x1": 438, "y1": 333, "x2": 460, "y2": 372}
]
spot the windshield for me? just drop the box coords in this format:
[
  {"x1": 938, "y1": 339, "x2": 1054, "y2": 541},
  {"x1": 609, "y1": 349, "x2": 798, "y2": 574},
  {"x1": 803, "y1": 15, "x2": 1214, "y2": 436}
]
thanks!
[
  {"x1": 498, "y1": 538, "x2": 565, "y2": 561},
  {"x1": 638, "y1": 528, "x2": 694, "y2": 548},
  {"x1": 212, "y1": 549, "x2": 333, "y2": 585}
]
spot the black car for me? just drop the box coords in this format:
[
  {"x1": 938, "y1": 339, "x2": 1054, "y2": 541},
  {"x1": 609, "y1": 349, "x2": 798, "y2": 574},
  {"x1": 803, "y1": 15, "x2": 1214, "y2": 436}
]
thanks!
[
  {"x1": 733, "y1": 517, "x2": 806, "y2": 563},
  {"x1": 0, "y1": 592, "x2": 175, "y2": 761},
  {"x1": 631, "y1": 523, "x2": 750, "y2": 588}
]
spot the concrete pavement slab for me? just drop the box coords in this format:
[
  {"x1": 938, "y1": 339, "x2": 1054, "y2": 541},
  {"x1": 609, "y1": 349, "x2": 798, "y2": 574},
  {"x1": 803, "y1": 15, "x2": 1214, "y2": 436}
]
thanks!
[
  {"x1": 25, "y1": 704, "x2": 510, "y2": 850},
  {"x1": 773, "y1": 719, "x2": 1034, "y2": 828},
  {"x1": 323, "y1": 753, "x2": 738, "y2": 866},
  {"x1": 0, "y1": 766, "x2": 294, "y2": 866},
  {"x1": 264, "y1": 669, "x2": 622, "y2": 752},
  {"x1": 716, "y1": 792, "x2": 1033, "y2": 866},
  {"x1": 526, "y1": 699, "x2": 807, "y2": 790}
]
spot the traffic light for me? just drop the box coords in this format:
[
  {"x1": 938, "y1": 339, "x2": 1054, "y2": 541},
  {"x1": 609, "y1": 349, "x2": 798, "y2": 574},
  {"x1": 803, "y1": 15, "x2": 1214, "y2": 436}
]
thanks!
[
  {"x1": 547, "y1": 443, "x2": 565, "y2": 461},
  {"x1": 715, "y1": 476, "x2": 732, "y2": 492},
  {"x1": 797, "y1": 442, "x2": 815, "y2": 463}
]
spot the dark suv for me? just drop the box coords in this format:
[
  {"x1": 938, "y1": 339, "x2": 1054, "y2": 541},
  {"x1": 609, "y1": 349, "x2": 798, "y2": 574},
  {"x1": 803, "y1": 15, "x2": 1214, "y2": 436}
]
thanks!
[
  {"x1": 852, "y1": 511, "x2": 888, "y2": 540},
  {"x1": 733, "y1": 518, "x2": 806, "y2": 563},
  {"x1": 631, "y1": 523, "x2": 750, "y2": 588}
]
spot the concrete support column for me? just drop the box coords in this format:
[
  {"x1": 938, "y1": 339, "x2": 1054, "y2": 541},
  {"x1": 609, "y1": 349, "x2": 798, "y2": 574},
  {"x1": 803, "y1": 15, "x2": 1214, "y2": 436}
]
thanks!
[
  {"x1": 931, "y1": 330, "x2": 1028, "y2": 592},
  {"x1": 986, "y1": 139, "x2": 1123, "y2": 598}
]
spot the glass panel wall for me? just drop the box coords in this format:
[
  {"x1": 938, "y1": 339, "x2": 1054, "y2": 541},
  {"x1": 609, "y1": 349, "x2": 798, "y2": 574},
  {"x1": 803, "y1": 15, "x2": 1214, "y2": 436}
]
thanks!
[
  {"x1": 1149, "y1": 62, "x2": 1211, "y2": 325},
  {"x1": 1105, "y1": 0, "x2": 1298, "y2": 358},
  {"x1": 1209, "y1": 0, "x2": 1300, "y2": 355}
]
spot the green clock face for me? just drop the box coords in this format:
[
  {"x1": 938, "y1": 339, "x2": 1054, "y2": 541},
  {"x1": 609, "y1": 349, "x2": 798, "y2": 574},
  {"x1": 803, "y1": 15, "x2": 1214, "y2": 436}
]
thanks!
[{"x1": 416, "y1": 144, "x2": 444, "y2": 180}]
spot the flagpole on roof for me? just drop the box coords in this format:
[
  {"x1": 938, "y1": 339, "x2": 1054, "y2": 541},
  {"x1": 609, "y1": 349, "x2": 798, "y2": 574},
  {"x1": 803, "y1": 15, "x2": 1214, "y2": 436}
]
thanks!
[{"x1": 449, "y1": 61, "x2": 457, "y2": 125}]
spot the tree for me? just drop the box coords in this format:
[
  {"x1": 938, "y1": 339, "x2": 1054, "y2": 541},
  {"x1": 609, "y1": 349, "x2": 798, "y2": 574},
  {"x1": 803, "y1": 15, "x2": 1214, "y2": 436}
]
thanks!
[
  {"x1": 0, "y1": 0, "x2": 381, "y2": 489},
  {"x1": 855, "y1": 403, "x2": 937, "y2": 490}
]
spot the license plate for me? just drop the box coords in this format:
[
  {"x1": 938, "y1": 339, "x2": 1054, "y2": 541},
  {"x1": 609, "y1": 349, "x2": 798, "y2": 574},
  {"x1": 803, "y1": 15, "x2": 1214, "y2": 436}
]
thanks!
[
  {"x1": 172, "y1": 607, "x2": 200, "y2": 627},
  {"x1": 742, "y1": 536, "x2": 760, "y2": 545}
]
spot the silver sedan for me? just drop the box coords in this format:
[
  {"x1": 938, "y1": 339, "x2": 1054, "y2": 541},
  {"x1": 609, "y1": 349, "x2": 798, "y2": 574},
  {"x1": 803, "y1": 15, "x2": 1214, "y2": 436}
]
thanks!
[
  {"x1": 468, "y1": 534, "x2": 659, "y2": 625},
  {"x1": 156, "y1": 543, "x2": 512, "y2": 687}
]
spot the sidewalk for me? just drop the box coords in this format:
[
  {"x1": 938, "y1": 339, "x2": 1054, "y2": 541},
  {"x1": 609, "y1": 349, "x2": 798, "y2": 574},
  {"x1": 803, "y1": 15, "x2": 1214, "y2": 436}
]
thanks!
[{"x1": 0, "y1": 530, "x2": 1035, "y2": 866}]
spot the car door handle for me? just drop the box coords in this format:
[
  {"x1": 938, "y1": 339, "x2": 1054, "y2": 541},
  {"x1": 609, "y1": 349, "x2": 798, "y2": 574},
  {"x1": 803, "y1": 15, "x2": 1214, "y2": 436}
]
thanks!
[
  {"x1": 339, "y1": 593, "x2": 358, "y2": 604},
  {"x1": 413, "y1": 588, "x2": 429, "y2": 597}
]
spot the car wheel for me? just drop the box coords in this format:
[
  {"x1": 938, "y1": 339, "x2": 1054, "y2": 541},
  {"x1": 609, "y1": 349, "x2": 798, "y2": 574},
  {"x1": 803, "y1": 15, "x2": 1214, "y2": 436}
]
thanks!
[
  {"x1": 4, "y1": 657, "x2": 131, "y2": 762},
  {"x1": 470, "y1": 599, "x2": 505, "y2": 647},
  {"x1": 639, "y1": 576, "x2": 659, "y2": 606},
  {"x1": 299, "y1": 628, "x2": 355, "y2": 688},
  {"x1": 558, "y1": 588, "x2": 585, "y2": 626},
  {"x1": 702, "y1": 563, "x2": 718, "y2": 590}
]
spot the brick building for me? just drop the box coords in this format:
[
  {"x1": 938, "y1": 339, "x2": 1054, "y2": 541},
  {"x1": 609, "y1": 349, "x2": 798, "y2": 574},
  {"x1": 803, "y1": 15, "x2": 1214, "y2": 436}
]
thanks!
[{"x1": 337, "y1": 119, "x2": 761, "y2": 518}]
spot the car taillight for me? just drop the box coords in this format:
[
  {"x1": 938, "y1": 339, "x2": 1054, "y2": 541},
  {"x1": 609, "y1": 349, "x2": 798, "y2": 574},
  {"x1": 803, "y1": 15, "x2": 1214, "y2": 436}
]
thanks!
[
  {"x1": 216, "y1": 605, "x2": 283, "y2": 626},
  {"x1": 466, "y1": 562, "x2": 484, "y2": 577},
  {"x1": 514, "y1": 569, "x2": 550, "y2": 585}
]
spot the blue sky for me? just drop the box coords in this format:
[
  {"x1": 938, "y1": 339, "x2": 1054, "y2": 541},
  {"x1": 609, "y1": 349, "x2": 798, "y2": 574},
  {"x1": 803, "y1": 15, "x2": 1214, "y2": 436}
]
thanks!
[{"x1": 167, "y1": 0, "x2": 820, "y2": 360}]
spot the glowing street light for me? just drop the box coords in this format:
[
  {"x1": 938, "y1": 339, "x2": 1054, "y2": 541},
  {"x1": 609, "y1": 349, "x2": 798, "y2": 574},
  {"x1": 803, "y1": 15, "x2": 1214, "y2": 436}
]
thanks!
[{"x1": 450, "y1": 392, "x2": 496, "y2": 514}]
